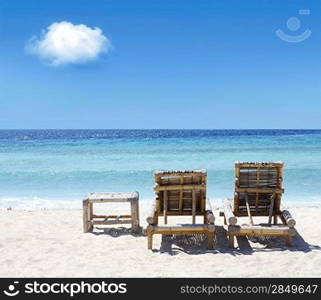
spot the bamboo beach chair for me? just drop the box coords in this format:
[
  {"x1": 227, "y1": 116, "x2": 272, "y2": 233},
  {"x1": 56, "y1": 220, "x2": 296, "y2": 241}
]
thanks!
[
  {"x1": 146, "y1": 170, "x2": 215, "y2": 250},
  {"x1": 222, "y1": 162, "x2": 296, "y2": 248}
]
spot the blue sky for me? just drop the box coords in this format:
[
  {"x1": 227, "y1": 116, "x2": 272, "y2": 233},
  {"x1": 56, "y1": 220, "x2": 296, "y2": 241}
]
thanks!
[{"x1": 0, "y1": 0, "x2": 320, "y2": 129}]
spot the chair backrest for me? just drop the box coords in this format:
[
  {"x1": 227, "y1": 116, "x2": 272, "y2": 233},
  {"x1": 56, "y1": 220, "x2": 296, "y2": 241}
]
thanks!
[
  {"x1": 154, "y1": 170, "x2": 207, "y2": 216},
  {"x1": 233, "y1": 162, "x2": 284, "y2": 216}
]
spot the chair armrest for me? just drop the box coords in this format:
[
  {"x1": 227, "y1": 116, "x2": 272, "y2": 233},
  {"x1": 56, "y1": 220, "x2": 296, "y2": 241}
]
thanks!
[
  {"x1": 205, "y1": 210, "x2": 215, "y2": 224},
  {"x1": 223, "y1": 199, "x2": 237, "y2": 225},
  {"x1": 281, "y1": 209, "x2": 296, "y2": 228},
  {"x1": 205, "y1": 198, "x2": 215, "y2": 224},
  {"x1": 146, "y1": 199, "x2": 158, "y2": 225}
]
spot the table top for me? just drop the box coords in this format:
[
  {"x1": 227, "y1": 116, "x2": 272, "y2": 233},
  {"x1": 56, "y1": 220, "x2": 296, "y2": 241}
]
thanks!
[{"x1": 86, "y1": 192, "x2": 139, "y2": 202}]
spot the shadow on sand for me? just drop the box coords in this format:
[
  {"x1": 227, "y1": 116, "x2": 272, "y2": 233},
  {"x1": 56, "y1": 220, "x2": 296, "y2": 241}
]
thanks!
[
  {"x1": 87, "y1": 225, "x2": 320, "y2": 255},
  {"x1": 152, "y1": 226, "x2": 321, "y2": 256},
  {"x1": 92, "y1": 226, "x2": 144, "y2": 238}
]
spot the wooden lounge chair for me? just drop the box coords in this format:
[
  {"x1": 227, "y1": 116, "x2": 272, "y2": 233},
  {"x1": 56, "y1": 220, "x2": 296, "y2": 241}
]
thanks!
[
  {"x1": 146, "y1": 170, "x2": 215, "y2": 250},
  {"x1": 222, "y1": 162, "x2": 296, "y2": 248}
]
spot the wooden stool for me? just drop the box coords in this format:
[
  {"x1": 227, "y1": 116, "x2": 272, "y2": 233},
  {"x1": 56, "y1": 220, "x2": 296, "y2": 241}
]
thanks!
[{"x1": 83, "y1": 192, "x2": 140, "y2": 233}]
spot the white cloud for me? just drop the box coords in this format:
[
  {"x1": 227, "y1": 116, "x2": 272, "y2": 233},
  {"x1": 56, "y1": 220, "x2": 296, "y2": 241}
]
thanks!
[{"x1": 26, "y1": 21, "x2": 111, "y2": 66}]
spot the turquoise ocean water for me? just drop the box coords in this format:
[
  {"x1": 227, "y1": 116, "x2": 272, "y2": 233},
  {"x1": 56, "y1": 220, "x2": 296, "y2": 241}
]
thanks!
[{"x1": 0, "y1": 129, "x2": 321, "y2": 209}]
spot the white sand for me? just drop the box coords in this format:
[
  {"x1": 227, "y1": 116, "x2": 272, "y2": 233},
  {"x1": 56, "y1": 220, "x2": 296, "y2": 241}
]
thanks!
[{"x1": 0, "y1": 205, "x2": 320, "y2": 277}]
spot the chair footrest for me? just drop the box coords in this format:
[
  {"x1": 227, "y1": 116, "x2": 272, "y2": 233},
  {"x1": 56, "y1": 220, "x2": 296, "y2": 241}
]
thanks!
[
  {"x1": 228, "y1": 224, "x2": 296, "y2": 236},
  {"x1": 148, "y1": 224, "x2": 215, "y2": 234}
]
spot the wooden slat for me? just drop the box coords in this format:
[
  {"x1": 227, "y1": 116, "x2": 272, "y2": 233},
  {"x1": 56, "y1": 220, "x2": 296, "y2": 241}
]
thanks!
[
  {"x1": 179, "y1": 191, "x2": 183, "y2": 212},
  {"x1": 155, "y1": 184, "x2": 206, "y2": 191},
  {"x1": 235, "y1": 162, "x2": 284, "y2": 168},
  {"x1": 268, "y1": 193, "x2": 275, "y2": 225},
  {"x1": 255, "y1": 167, "x2": 259, "y2": 212},
  {"x1": 163, "y1": 190, "x2": 168, "y2": 224},
  {"x1": 234, "y1": 211, "x2": 282, "y2": 217},
  {"x1": 154, "y1": 170, "x2": 206, "y2": 178},
  {"x1": 276, "y1": 166, "x2": 283, "y2": 211},
  {"x1": 157, "y1": 211, "x2": 205, "y2": 216},
  {"x1": 234, "y1": 164, "x2": 240, "y2": 212},
  {"x1": 179, "y1": 175, "x2": 184, "y2": 212},
  {"x1": 87, "y1": 192, "x2": 138, "y2": 202},
  {"x1": 87, "y1": 198, "x2": 131, "y2": 203},
  {"x1": 236, "y1": 187, "x2": 283, "y2": 193},
  {"x1": 192, "y1": 190, "x2": 196, "y2": 224},
  {"x1": 200, "y1": 190, "x2": 205, "y2": 213},
  {"x1": 156, "y1": 196, "x2": 161, "y2": 213},
  {"x1": 245, "y1": 193, "x2": 254, "y2": 225}
]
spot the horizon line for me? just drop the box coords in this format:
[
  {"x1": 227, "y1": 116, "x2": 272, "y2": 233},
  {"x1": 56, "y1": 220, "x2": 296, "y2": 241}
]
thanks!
[{"x1": 1, "y1": 128, "x2": 321, "y2": 131}]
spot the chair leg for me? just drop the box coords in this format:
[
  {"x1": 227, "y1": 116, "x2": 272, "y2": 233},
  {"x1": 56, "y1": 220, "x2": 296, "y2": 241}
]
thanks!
[
  {"x1": 83, "y1": 200, "x2": 90, "y2": 233},
  {"x1": 273, "y1": 215, "x2": 278, "y2": 225},
  {"x1": 207, "y1": 232, "x2": 214, "y2": 249},
  {"x1": 148, "y1": 233, "x2": 153, "y2": 250},
  {"x1": 228, "y1": 234, "x2": 235, "y2": 248},
  {"x1": 204, "y1": 215, "x2": 207, "y2": 224}
]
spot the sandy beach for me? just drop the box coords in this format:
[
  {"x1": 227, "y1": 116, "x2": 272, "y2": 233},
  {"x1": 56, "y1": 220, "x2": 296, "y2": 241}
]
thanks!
[{"x1": 0, "y1": 204, "x2": 320, "y2": 278}]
